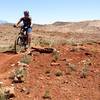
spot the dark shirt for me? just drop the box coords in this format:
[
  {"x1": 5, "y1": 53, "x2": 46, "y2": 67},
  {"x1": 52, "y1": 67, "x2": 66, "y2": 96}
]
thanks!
[{"x1": 20, "y1": 17, "x2": 32, "y2": 28}]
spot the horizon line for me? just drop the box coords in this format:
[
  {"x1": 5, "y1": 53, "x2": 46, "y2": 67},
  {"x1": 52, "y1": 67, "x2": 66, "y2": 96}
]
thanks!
[{"x1": 1, "y1": 19, "x2": 100, "y2": 25}]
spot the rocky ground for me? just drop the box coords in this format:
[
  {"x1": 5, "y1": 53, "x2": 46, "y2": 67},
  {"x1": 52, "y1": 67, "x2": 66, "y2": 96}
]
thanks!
[{"x1": 0, "y1": 22, "x2": 100, "y2": 100}]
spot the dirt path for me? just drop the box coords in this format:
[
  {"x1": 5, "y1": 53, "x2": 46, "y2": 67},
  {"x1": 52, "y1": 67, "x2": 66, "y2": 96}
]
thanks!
[{"x1": 0, "y1": 53, "x2": 22, "y2": 73}]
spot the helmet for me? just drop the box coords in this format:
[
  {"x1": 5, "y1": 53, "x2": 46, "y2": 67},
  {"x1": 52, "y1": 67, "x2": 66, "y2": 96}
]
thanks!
[{"x1": 24, "y1": 11, "x2": 29, "y2": 16}]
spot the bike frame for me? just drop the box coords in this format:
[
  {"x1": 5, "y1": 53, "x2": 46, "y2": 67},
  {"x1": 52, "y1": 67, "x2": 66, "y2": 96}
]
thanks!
[{"x1": 14, "y1": 25, "x2": 29, "y2": 53}]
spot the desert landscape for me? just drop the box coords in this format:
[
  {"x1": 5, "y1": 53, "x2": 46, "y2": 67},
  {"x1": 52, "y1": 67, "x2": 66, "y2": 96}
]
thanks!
[{"x1": 0, "y1": 20, "x2": 100, "y2": 100}]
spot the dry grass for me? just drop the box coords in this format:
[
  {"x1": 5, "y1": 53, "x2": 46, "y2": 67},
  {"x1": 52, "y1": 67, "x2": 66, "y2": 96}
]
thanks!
[{"x1": 20, "y1": 54, "x2": 31, "y2": 64}]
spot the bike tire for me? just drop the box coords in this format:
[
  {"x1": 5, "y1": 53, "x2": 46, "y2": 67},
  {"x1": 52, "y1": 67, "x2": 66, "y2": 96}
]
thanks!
[{"x1": 14, "y1": 37, "x2": 24, "y2": 53}]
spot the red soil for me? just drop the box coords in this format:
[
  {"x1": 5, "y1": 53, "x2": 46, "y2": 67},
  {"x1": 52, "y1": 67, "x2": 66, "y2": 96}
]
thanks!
[{"x1": 0, "y1": 44, "x2": 100, "y2": 100}]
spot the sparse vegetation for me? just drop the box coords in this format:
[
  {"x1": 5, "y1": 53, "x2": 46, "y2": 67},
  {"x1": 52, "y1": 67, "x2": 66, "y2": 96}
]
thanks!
[
  {"x1": 55, "y1": 70, "x2": 63, "y2": 77},
  {"x1": 10, "y1": 66, "x2": 27, "y2": 83},
  {"x1": 20, "y1": 54, "x2": 31, "y2": 64},
  {"x1": 8, "y1": 44, "x2": 15, "y2": 51},
  {"x1": 0, "y1": 84, "x2": 14, "y2": 100},
  {"x1": 68, "y1": 63, "x2": 76, "y2": 71},
  {"x1": 39, "y1": 38, "x2": 51, "y2": 46},
  {"x1": 0, "y1": 44, "x2": 16, "y2": 53},
  {"x1": 80, "y1": 64, "x2": 88, "y2": 78},
  {"x1": 66, "y1": 63, "x2": 76, "y2": 74},
  {"x1": 65, "y1": 38, "x2": 79, "y2": 46},
  {"x1": 45, "y1": 70, "x2": 51, "y2": 77},
  {"x1": 52, "y1": 49, "x2": 59, "y2": 61},
  {"x1": 80, "y1": 59, "x2": 91, "y2": 78},
  {"x1": 0, "y1": 86, "x2": 6, "y2": 100},
  {"x1": 45, "y1": 70, "x2": 50, "y2": 74},
  {"x1": 0, "y1": 22, "x2": 100, "y2": 100},
  {"x1": 32, "y1": 37, "x2": 53, "y2": 47},
  {"x1": 42, "y1": 90, "x2": 51, "y2": 99}
]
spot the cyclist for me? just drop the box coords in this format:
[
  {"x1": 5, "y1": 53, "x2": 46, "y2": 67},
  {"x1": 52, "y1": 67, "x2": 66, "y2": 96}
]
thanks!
[{"x1": 15, "y1": 11, "x2": 32, "y2": 51}]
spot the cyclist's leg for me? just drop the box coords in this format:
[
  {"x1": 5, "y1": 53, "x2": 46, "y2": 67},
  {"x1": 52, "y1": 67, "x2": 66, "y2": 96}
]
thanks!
[{"x1": 27, "y1": 28, "x2": 32, "y2": 48}]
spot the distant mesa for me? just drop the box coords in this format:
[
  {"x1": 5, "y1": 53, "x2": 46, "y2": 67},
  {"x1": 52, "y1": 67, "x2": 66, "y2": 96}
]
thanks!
[
  {"x1": 0, "y1": 20, "x2": 8, "y2": 24},
  {"x1": 52, "y1": 21, "x2": 71, "y2": 26}
]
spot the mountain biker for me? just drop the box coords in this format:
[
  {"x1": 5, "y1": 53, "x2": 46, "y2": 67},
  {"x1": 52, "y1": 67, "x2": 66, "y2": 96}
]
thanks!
[{"x1": 15, "y1": 11, "x2": 32, "y2": 51}]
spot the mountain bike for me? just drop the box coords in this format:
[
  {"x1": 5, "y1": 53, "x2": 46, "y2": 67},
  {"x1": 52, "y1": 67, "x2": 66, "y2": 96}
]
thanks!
[{"x1": 14, "y1": 25, "x2": 28, "y2": 53}]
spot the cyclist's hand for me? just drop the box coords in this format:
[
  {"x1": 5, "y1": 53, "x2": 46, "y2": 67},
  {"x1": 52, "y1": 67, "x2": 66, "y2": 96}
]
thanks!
[
  {"x1": 13, "y1": 24, "x2": 18, "y2": 28},
  {"x1": 13, "y1": 24, "x2": 16, "y2": 27}
]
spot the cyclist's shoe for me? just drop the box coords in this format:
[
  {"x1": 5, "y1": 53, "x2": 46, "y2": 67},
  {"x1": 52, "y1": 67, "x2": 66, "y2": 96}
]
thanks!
[
  {"x1": 26, "y1": 45, "x2": 29, "y2": 49},
  {"x1": 26, "y1": 48, "x2": 31, "y2": 55},
  {"x1": 21, "y1": 49, "x2": 26, "y2": 53}
]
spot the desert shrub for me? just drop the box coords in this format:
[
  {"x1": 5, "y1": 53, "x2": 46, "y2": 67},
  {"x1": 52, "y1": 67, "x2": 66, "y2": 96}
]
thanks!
[
  {"x1": 52, "y1": 49, "x2": 60, "y2": 61},
  {"x1": 20, "y1": 54, "x2": 31, "y2": 64},
  {"x1": 80, "y1": 59, "x2": 91, "y2": 78},
  {"x1": 55, "y1": 70, "x2": 63, "y2": 77},
  {"x1": 66, "y1": 63, "x2": 76, "y2": 75},
  {"x1": 0, "y1": 84, "x2": 6, "y2": 100},
  {"x1": 80, "y1": 64, "x2": 88, "y2": 78},
  {"x1": 0, "y1": 89, "x2": 6, "y2": 100},
  {"x1": 68, "y1": 63, "x2": 76, "y2": 71},
  {"x1": 45, "y1": 70, "x2": 50, "y2": 74},
  {"x1": 11, "y1": 66, "x2": 27, "y2": 83},
  {"x1": 42, "y1": 90, "x2": 51, "y2": 99}
]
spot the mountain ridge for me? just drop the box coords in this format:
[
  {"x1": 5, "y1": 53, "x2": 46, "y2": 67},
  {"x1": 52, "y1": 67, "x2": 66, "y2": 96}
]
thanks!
[{"x1": 32, "y1": 20, "x2": 100, "y2": 34}]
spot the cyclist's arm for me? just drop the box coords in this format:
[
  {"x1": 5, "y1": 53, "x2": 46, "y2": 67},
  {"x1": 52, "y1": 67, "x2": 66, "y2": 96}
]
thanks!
[
  {"x1": 30, "y1": 17, "x2": 33, "y2": 27},
  {"x1": 16, "y1": 18, "x2": 23, "y2": 26}
]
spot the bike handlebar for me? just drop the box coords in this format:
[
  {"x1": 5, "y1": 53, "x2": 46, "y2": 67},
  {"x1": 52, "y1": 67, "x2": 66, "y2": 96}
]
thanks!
[
  {"x1": 13, "y1": 24, "x2": 29, "y2": 29},
  {"x1": 13, "y1": 24, "x2": 21, "y2": 28}
]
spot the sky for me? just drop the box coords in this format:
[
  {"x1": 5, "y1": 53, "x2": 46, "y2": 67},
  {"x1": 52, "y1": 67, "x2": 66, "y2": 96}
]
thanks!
[{"x1": 0, "y1": 0, "x2": 100, "y2": 24}]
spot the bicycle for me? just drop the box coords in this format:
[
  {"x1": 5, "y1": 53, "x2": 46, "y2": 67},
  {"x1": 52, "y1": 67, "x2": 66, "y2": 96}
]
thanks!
[{"x1": 14, "y1": 25, "x2": 29, "y2": 53}]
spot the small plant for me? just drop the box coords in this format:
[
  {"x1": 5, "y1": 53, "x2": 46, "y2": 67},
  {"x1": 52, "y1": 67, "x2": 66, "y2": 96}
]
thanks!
[
  {"x1": 45, "y1": 70, "x2": 51, "y2": 77},
  {"x1": 20, "y1": 54, "x2": 31, "y2": 64},
  {"x1": 68, "y1": 63, "x2": 76, "y2": 71},
  {"x1": 0, "y1": 87, "x2": 6, "y2": 100},
  {"x1": 55, "y1": 70, "x2": 63, "y2": 77},
  {"x1": 11, "y1": 66, "x2": 27, "y2": 83},
  {"x1": 42, "y1": 90, "x2": 51, "y2": 99},
  {"x1": 39, "y1": 38, "x2": 51, "y2": 46},
  {"x1": 66, "y1": 63, "x2": 76, "y2": 75},
  {"x1": 80, "y1": 64, "x2": 88, "y2": 78},
  {"x1": 67, "y1": 63, "x2": 76, "y2": 71},
  {"x1": 0, "y1": 84, "x2": 15, "y2": 100},
  {"x1": 82, "y1": 59, "x2": 91, "y2": 66},
  {"x1": 0, "y1": 83, "x2": 5, "y2": 100},
  {"x1": 80, "y1": 59, "x2": 91, "y2": 78},
  {"x1": 52, "y1": 49, "x2": 59, "y2": 61},
  {"x1": 45, "y1": 70, "x2": 50, "y2": 74},
  {"x1": 66, "y1": 37, "x2": 78, "y2": 46}
]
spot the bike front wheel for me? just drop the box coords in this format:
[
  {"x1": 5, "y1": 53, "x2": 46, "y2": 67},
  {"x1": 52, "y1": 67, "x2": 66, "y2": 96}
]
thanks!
[{"x1": 14, "y1": 36, "x2": 25, "y2": 53}]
